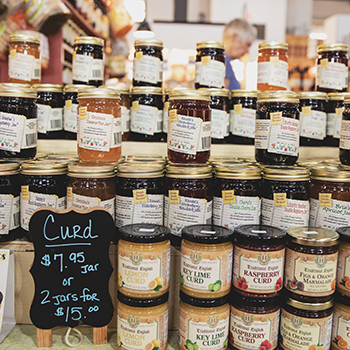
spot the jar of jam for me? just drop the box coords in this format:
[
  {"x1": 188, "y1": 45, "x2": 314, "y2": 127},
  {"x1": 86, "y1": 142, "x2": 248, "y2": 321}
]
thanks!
[
  {"x1": 229, "y1": 90, "x2": 257, "y2": 145},
  {"x1": 78, "y1": 87, "x2": 121, "y2": 162},
  {"x1": 165, "y1": 163, "x2": 213, "y2": 246},
  {"x1": 133, "y1": 39, "x2": 163, "y2": 88},
  {"x1": 255, "y1": 91, "x2": 300, "y2": 165},
  {"x1": 21, "y1": 160, "x2": 67, "y2": 233},
  {"x1": 115, "y1": 162, "x2": 164, "y2": 227},
  {"x1": 0, "y1": 161, "x2": 21, "y2": 242},
  {"x1": 0, "y1": 83, "x2": 37, "y2": 160},
  {"x1": 257, "y1": 41, "x2": 289, "y2": 91},
  {"x1": 117, "y1": 291, "x2": 169, "y2": 350},
  {"x1": 229, "y1": 291, "x2": 280, "y2": 350},
  {"x1": 279, "y1": 293, "x2": 334, "y2": 350},
  {"x1": 163, "y1": 88, "x2": 170, "y2": 134},
  {"x1": 180, "y1": 224, "x2": 233, "y2": 298},
  {"x1": 261, "y1": 166, "x2": 310, "y2": 230},
  {"x1": 130, "y1": 86, "x2": 165, "y2": 142},
  {"x1": 213, "y1": 163, "x2": 261, "y2": 229},
  {"x1": 168, "y1": 89, "x2": 211, "y2": 164},
  {"x1": 195, "y1": 41, "x2": 225, "y2": 89},
  {"x1": 316, "y1": 43, "x2": 349, "y2": 93},
  {"x1": 233, "y1": 224, "x2": 286, "y2": 297},
  {"x1": 9, "y1": 33, "x2": 41, "y2": 85},
  {"x1": 117, "y1": 223, "x2": 171, "y2": 298},
  {"x1": 67, "y1": 162, "x2": 116, "y2": 220},
  {"x1": 336, "y1": 227, "x2": 350, "y2": 297},
  {"x1": 310, "y1": 165, "x2": 350, "y2": 230},
  {"x1": 178, "y1": 291, "x2": 230, "y2": 350},
  {"x1": 200, "y1": 88, "x2": 230, "y2": 144},
  {"x1": 284, "y1": 226, "x2": 338, "y2": 300},
  {"x1": 33, "y1": 84, "x2": 64, "y2": 140},
  {"x1": 340, "y1": 99, "x2": 350, "y2": 165},
  {"x1": 299, "y1": 91, "x2": 328, "y2": 146},
  {"x1": 332, "y1": 292, "x2": 350, "y2": 350},
  {"x1": 72, "y1": 36, "x2": 104, "y2": 87}
]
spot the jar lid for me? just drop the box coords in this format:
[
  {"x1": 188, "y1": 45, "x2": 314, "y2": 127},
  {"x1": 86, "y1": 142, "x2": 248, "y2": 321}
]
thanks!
[
  {"x1": 317, "y1": 43, "x2": 348, "y2": 52},
  {"x1": 198, "y1": 88, "x2": 230, "y2": 97},
  {"x1": 117, "y1": 162, "x2": 164, "y2": 177},
  {"x1": 336, "y1": 227, "x2": 350, "y2": 243},
  {"x1": 125, "y1": 154, "x2": 165, "y2": 163},
  {"x1": 214, "y1": 163, "x2": 261, "y2": 179},
  {"x1": 234, "y1": 224, "x2": 286, "y2": 245},
  {"x1": 10, "y1": 33, "x2": 40, "y2": 44},
  {"x1": 257, "y1": 90, "x2": 299, "y2": 102},
  {"x1": 323, "y1": 158, "x2": 341, "y2": 166},
  {"x1": 74, "y1": 36, "x2": 104, "y2": 46},
  {"x1": 99, "y1": 85, "x2": 130, "y2": 94},
  {"x1": 209, "y1": 157, "x2": 243, "y2": 167},
  {"x1": 299, "y1": 91, "x2": 328, "y2": 100},
  {"x1": 21, "y1": 160, "x2": 67, "y2": 174},
  {"x1": 285, "y1": 296, "x2": 334, "y2": 311},
  {"x1": 258, "y1": 41, "x2": 288, "y2": 50},
  {"x1": 182, "y1": 224, "x2": 233, "y2": 244},
  {"x1": 169, "y1": 88, "x2": 211, "y2": 101},
  {"x1": 118, "y1": 223, "x2": 170, "y2": 243},
  {"x1": 117, "y1": 291, "x2": 168, "y2": 308},
  {"x1": 68, "y1": 162, "x2": 115, "y2": 177},
  {"x1": 180, "y1": 290, "x2": 228, "y2": 308},
  {"x1": 78, "y1": 87, "x2": 120, "y2": 99},
  {"x1": 131, "y1": 86, "x2": 163, "y2": 95},
  {"x1": 134, "y1": 38, "x2": 163, "y2": 48},
  {"x1": 47, "y1": 153, "x2": 80, "y2": 163},
  {"x1": 231, "y1": 90, "x2": 258, "y2": 98},
  {"x1": 311, "y1": 165, "x2": 350, "y2": 181},
  {"x1": 327, "y1": 92, "x2": 350, "y2": 101},
  {"x1": 0, "y1": 161, "x2": 20, "y2": 175},
  {"x1": 33, "y1": 84, "x2": 63, "y2": 93},
  {"x1": 64, "y1": 84, "x2": 95, "y2": 93},
  {"x1": 0, "y1": 83, "x2": 36, "y2": 98},
  {"x1": 287, "y1": 227, "x2": 339, "y2": 246},
  {"x1": 262, "y1": 166, "x2": 310, "y2": 181},
  {"x1": 196, "y1": 41, "x2": 224, "y2": 50},
  {"x1": 296, "y1": 159, "x2": 323, "y2": 168},
  {"x1": 166, "y1": 163, "x2": 212, "y2": 178},
  {"x1": 230, "y1": 289, "x2": 280, "y2": 307}
]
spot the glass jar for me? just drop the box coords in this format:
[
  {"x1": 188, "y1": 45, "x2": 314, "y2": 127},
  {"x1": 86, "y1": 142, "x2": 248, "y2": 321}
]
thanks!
[
  {"x1": 178, "y1": 291, "x2": 230, "y2": 350},
  {"x1": 229, "y1": 90, "x2": 257, "y2": 145},
  {"x1": 133, "y1": 39, "x2": 163, "y2": 88},
  {"x1": 336, "y1": 227, "x2": 350, "y2": 297},
  {"x1": 168, "y1": 89, "x2": 211, "y2": 164},
  {"x1": 20, "y1": 160, "x2": 67, "y2": 233},
  {"x1": 310, "y1": 165, "x2": 350, "y2": 230},
  {"x1": 195, "y1": 41, "x2": 225, "y2": 89},
  {"x1": 163, "y1": 88, "x2": 170, "y2": 134},
  {"x1": 9, "y1": 33, "x2": 41, "y2": 85},
  {"x1": 257, "y1": 41, "x2": 289, "y2": 91},
  {"x1": 117, "y1": 223, "x2": 171, "y2": 298},
  {"x1": 115, "y1": 162, "x2": 164, "y2": 227},
  {"x1": 261, "y1": 166, "x2": 310, "y2": 230},
  {"x1": 340, "y1": 99, "x2": 350, "y2": 165},
  {"x1": 33, "y1": 84, "x2": 64, "y2": 140},
  {"x1": 180, "y1": 224, "x2": 233, "y2": 298},
  {"x1": 67, "y1": 162, "x2": 116, "y2": 220},
  {"x1": 284, "y1": 226, "x2": 339, "y2": 300},
  {"x1": 233, "y1": 224, "x2": 286, "y2": 297},
  {"x1": 0, "y1": 161, "x2": 21, "y2": 242},
  {"x1": 332, "y1": 292, "x2": 350, "y2": 350},
  {"x1": 72, "y1": 36, "x2": 104, "y2": 87},
  {"x1": 255, "y1": 91, "x2": 300, "y2": 165},
  {"x1": 119, "y1": 86, "x2": 130, "y2": 141},
  {"x1": 165, "y1": 163, "x2": 213, "y2": 246},
  {"x1": 77, "y1": 87, "x2": 122, "y2": 162},
  {"x1": 213, "y1": 163, "x2": 261, "y2": 229},
  {"x1": 129, "y1": 86, "x2": 165, "y2": 142},
  {"x1": 229, "y1": 291, "x2": 280, "y2": 350},
  {"x1": 316, "y1": 43, "x2": 349, "y2": 93},
  {"x1": 117, "y1": 291, "x2": 169, "y2": 350},
  {"x1": 0, "y1": 83, "x2": 37, "y2": 160},
  {"x1": 299, "y1": 91, "x2": 328, "y2": 146}
]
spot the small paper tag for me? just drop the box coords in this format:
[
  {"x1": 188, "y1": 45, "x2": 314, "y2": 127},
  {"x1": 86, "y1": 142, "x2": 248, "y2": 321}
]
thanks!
[
  {"x1": 65, "y1": 100, "x2": 72, "y2": 110},
  {"x1": 169, "y1": 109, "x2": 177, "y2": 123},
  {"x1": 132, "y1": 101, "x2": 139, "y2": 111},
  {"x1": 79, "y1": 107, "x2": 88, "y2": 120},
  {"x1": 67, "y1": 187, "x2": 73, "y2": 202},
  {"x1": 270, "y1": 112, "x2": 283, "y2": 125},
  {"x1": 136, "y1": 51, "x2": 143, "y2": 61},
  {"x1": 302, "y1": 106, "x2": 312, "y2": 116},
  {"x1": 319, "y1": 193, "x2": 332, "y2": 207},
  {"x1": 21, "y1": 185, "x2": 30, "y2": 200},
  {"x1": 10, "y1": 49, "x2": 16, "y2": 58},
  {"x1": 164, "y1": 101, "x2": 169, "y2": 112},
  {"x1": 169, "y1": 190, "x2": 180, "y2": 204},
  {"x1": 133, "y1": 189, "x2": 147, "y2": 204},
  {"x1": 202, "y1": 56, "x2": 210, "y2": 65},
  {"x1": 270, "y1": 56, "x2": 279, "y2": 65},
  {"x1": 0, "y1": 250, "x2": 8, "y2": 262},
  {"x1": 321, "y1": 58, "x2": 328, "y2": 68},
  {"x1": 273, "y1": 193, "x2": 287, "y2": 207},
  {"x1": 222, "y1": 190, "x2": 236, "y2": 205},
  {"x1": 336, "y1": 107, "x2": 343, "y2": 117},
  {"x1": 234, "y1": 104, "x2": 242, "y2": 114},
  {"x1": 73, "y1": 51, "x2": 76, "y2": 60}
]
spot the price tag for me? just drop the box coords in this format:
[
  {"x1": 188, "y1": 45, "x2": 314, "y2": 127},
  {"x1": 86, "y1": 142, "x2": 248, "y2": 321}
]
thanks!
[
  {"x1": 169, "y1": 190, "x2": 180, "y2": 204},
  {"x1": 136, "y1": 51, "x2": 143, "y2": 61},
  {"x1": 169, "y1": 109, "x2": 177, "y2": 123},
  {"x1": 164, "y1": 101, "x2": 169, "y2": 112},
  {"x1": 67, "y1": 187, "x2": 73, "y2": 202},
  {"x1": 234, "y1": 104, "x2": 242, "y2": 114},
  {"x1": 9, "y1": 49, "x2": 16, "y2": 58},
  {"x1": 273, "y1": 193, "x2": 287, "y2": 207},
  {"x1": 302, "y1": 106, "x2": 312, "y2": 116},
  {"x1": 319, "y1": 193, "x2": 332, "y2": 207},
  {"x1": 65, "y1": 100, "x2": 72, "y2": 110},
  {"x1": 21, "y1": 185, "x2": 30, "y2": 200},
  {"x1": 336, "y1": 107, "x2": 343, "y2": 117},
  {"x1": 132, "y1": 101, "x2": 139, "y2": 111},
  {"x1": 79, "y1": 107, "x2": 88, "y2": 120},
  {"x1": 270, "y1": 112, "x2": 283, "y2": 125},
  {"x1": 133, "y1": 189, "x2": 147, "y2": 204},
  {"x1": 270, "y1": 56, "x2": 279, "y2": 65},
  {"x1": 222, "y1": 190, "x2": 236, "y2": 205},
  {"x1": 321, "y1": 58, "x2": 329, "y2": 68},
  {"x1": 201, "y1": 56, "x2": 210, "y2": 65}
]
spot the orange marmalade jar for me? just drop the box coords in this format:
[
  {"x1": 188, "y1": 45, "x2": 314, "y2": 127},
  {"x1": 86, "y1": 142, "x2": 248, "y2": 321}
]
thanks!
[
  {"x1": 257, "y1": 41, "x2": 288, "y2": 92},
  {"x1": 78, "y1": 87, "x2": 122, "y2": 162}
]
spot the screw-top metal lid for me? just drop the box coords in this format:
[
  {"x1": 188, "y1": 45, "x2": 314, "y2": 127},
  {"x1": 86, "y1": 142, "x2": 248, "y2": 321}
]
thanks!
[
  {"x1": 169, "y1": 88, "x2": 211, "y2": 101},
  {"x1": 231, "y1": 90, "x2": 258, "y2": 98},
  {"x1": 263, "y1": 166, "x2": 310, "y2": 181},
  {"x1": 299, "y1": 91, "x2": 328, "y2": 100},
  {"x1": 166, "y1": 163, "x2": 212, "y2": 178},
  {"x1": 64, "y1": 84, "x2": 95, "y2": 93},
  {"x1": 74, "y1": 36, "x2": 104, "y2": 46},
  {"x1": 311, "y1": 165, "x2": 350, "y2": 181},
  {"x1": 134, "y1": 38, "x2": 163, "y2": 48},
  {"x1": 234, "y1": 224, "x2": 286, "y2": 245},
  {"x1": 258, "y1": 41, "x2": 288, "y2": 50},
  {"x1": 21, "y1": 160, "x2": 67, "y2": 174},
  {"x1": 287, "y1": 226, "x2": 339, "y2": 246},
  {"x1": 258, "y1": 90, "x2": 299, "y2": 102},
  {"x1": 68, "y1": 162, "x2": 115, "y2": 177},
  {"x1": 0, "y1": 161, "x2": 20, "y2": 175},
  {"x1": 78, "y1": 87, "x2": 120, "y2": 99},
  {"x1": 117, "y1": 162, "x2": 164, "y2": 178},
  {"x1": 99, "y1": 85, "x2": 130, "y2": 94},
  {"x1": 46, "y1": 153, "x2": 80, "y2": 163},
  {"x1": 209, "y1": 157, "x2": 243, "y2": 167},
  {"x1": 131, "y1": 86, "x2": 163, "y2": 95},
  {"x1": 285, "y1": 296, "x2": 334, "y2": 311},
  {"x1": 317, "y1": 43, "x2": 348, "y2": 52},
  {"x1": 196, "y1": 41, "x2": 224, "y2": 50},
  {"x1": 182, "y1": 224, "x2": 233, "y2": 244},
  {"x1": 33, "y1": 84, "x2": 63, "y2": 93},
  {"x1": 327, "y1": 92, "x2": 350, "y2": 101},
  {"x1": 10, "y1": 33, "x2": 40, "y2": 44},
  {"x1": 0, "y1": 83, "x2": 36, "y2": 98},
  {"x1": 214, "y1": 163, "x2": 261, "y2": 179},
  {"x1": 118, "y1": 223, "x2": 170, "y2": 243},
  {"x1": 199, "y1": 88, "x2": 230, "y2": 97}
]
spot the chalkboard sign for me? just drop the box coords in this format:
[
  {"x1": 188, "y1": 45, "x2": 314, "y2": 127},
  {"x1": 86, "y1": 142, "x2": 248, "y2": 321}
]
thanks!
[{"x1": 29, "y1": 207, "x2": 114, "y2": 330}]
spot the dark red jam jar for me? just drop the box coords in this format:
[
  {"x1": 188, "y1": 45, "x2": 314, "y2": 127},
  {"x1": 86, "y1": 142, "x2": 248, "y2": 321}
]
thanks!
[{"x1": 340, "y1": 98, "x2": 350, "y2": 165}]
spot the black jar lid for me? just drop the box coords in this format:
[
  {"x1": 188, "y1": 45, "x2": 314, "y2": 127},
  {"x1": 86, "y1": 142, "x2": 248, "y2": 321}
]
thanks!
[
  {"x1": 180, "y1": 290, "x2": 228, "y2": 308},
  {"x1": 234, "y1": 224, "x2": 286, "y2": 245},
  {"x1": 118, "y1": 291, "x2": 168, "y2": 308},
  {"x1": 230, "y1": 289, "x2": 280, "y2": 307},
  {"x1": 118, "y1": 223, "x2": 171, "y2": 243},
  {"x1": 182, "y1": 224, "x2": 233, "y2": 244},
  {"x1": 336, "y1": 227, "x2": 350, "y2": 243}
]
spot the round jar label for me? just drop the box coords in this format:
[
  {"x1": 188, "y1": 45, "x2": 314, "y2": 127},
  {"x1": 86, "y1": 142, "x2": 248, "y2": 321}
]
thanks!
[
  {"x1": 332, "y1": 304, "x2": 350, "y2": 350},
  {"x1": 317, "y1": 62, "x2": 348, "y2": 91},
  {"x1": 336, "y1": 243, "x2": 350, "y2": 296},
  {"x1": 257, "y1": 60, "x2": 288, "y2": 89},
  {"x1": 133, "y1": 55, "x2": 162, "y2": 84},
  {"x1": 230, "y1": 106, "x2": 256, "y2": 138},
  {"x1": 195, "y1": 59, "x2": 225, "y2": 88}
]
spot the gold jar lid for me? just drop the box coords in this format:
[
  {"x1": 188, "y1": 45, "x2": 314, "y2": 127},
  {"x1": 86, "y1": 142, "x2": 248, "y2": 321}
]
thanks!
[
  {"x1": 199, "y1": 88, "x2": 230, "y2": 97},
  {"x1": 311, "y1": 165, "x2": 350, "y2": 181},
  {"x1": 0, "y1": 161, "x2": 20, "y2": 175},
  {"x1": 78, "y1": 87, "x2": 120, "y2": 99},
  {"x1": 231, "y1": 90, "x2": 258, "y2": 98},
  {"x1": 10, "y1": 33, "x2": 40, "y2": 44},
  {"x1": 196, "y1": 41, "x2": 224, "y2": 50},
  {"x1": 117, "y1": 162, "x2": 164, "y2": 178},
  {"x1": 322, "y1": 158, "x2": 341, "y2": 166},
  {"x1": 209, "y1": 156, "x2": 243, "y2": 166},
  {"x1": 134, "y1": 38, "x2": 163, "y2": 48},
  {"x1": 299, "y1": 91, "x2": 328, "y2": 100},
  {"x1": 21, "y1": 160, "x2": 67, "y2": 174},
  {"x1": 215, "y1": 164, "x2": 261, "y2": 179},
  {"x1": 285, "y1": 297, "x2": 334, "y2": 311},
  {"x1": 287, "y1": 226, "x2": 339, "y2": 247},
  {"x1": 166, "y1": 163, "x2": 212, "y2": 178},
  {"x1": 131, "y1": 86, "x2": 163, "y2": 95},
  {"x1": 46, "y1": 153, "x2": 80, "y2": 163},
  {"x1": 258, "y1": 41, "x2": 288, "y2": 50},
  {"x1": 99, "y1": 85, "x2": 130, "y2": 94},
  {"x1": 33, "y1": 84, "x2": 63, "y2": 93},
  {"x1": 64, "y1": 84, "x2": 95, "y2": 93},
  {"x1": 169, "y1": 88, "x2": 210, "y2": 101},
  {"x1": 74, "y1": 36, "x2": 104, "y2": 47},
  {"x1": 68, "y1": 162, "x2": 115, "y2": 177},
  {"x1": 327, "y1": 92, "x2": 350, "y2": 101},
  {"x1": 263, "y1": 166, "x2": 310, "y2": 180},
  {"x1": 125, "y1": 154, "x2": 166, "y2": 164},
  {"x1": 317, "y1": 43, "x2": 348, "y2": 52},
  {"x1": 0, "y1": 83, "x2": 36, "y2": 98},
  {"x1": 258, "y1": 90, "x2": 299, "y2": 102},
  {"x1": 296, "y1": 160, "x2": 322, "y2": 168}
]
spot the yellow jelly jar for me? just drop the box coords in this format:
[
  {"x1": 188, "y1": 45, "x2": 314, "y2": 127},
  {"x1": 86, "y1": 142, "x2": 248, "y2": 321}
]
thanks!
[
  {"x1": 178, "y1": 291, "x2": 230, "y2": 350},
  {"x1": 117, "y1": 223, "x2": 171, "y2": 299},
  {"x1": 336, "y1": 227, "x2": 350, "y2": 297},
  {"x1": 180, "y1": 224, "x2": 233, "y2": 299},
  {"x1": 332, "y1": 292, "x2": 350, "y2": 350},
  {"x1": 117, "y1": 291, "x2": 169, "y2": 350}
]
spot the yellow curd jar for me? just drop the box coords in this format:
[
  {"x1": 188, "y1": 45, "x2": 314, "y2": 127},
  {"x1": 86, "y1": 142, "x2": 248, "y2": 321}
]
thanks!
[
  {"x1": 180, "y1": 224, "x2": 233, "y2": 299},
  {"x1": 178, "y1": 291, "x2": 230, "y2": 350},
  {"x1": 332, "y1": 292, "x2": 350, "y2": 350},
  {"x1": 336, "y1": 227, "x2": 350, "y2": 297},
  {"x1": 117, "y1": 223, "x2": 171, "y2": 299},
  {"x1": 117, "y1": 291, "x2": 169, "y2": 350}
]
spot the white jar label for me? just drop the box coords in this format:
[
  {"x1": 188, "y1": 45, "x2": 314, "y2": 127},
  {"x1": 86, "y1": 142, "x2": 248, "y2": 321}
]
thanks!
[
  {"x1": 133, "y1": 55, "x2": 162, "y2": 84},
  {"x1": 195, "y1": 59, "x2": 225, "y2": 88},
  {"x1": 340, "y1": 119, "x2": 350, "y2": 150},
  {"x1": 32, "y1": 58, "x2": 41, "y2": 80},
  {"x1": 258, "y1": 60, "x2": 288, "y2": 89},
  {"x1": 121, "y1": 106, "x2": 130, "y2": 134},
  {"x1": 300, "y1": 110, "x2": 326, "y2": 140},
  {"x1": 0, "y1": 112, "x2": 26, "y2": 152},
  {"x1": 9, "y1": 52, "x2": 34, "y2": 82},
  {"x1": 37, "y1": 105, "x2": 63, "y2": 133},
  {"x1": 0, "y1": 195, "x2": 20, "y2": 234},
  {"x1": 317, "y1": 62, "x2": 348, "y2": 90},
  {"x1": 72, "y1": 54, "x2": 92, "y2": 83},
  {"x1": 90, "y1": 58, "x2": 103, "y2": 81},
  {"x1": 327, "y1": 112, "x2": 337, "y2": 136},
  {"x1": 254, "y1": 119, "x2": 270, "y2": 149},
  {"x1": 334, "y1": 112, "x2": 343, "y2": 139},
  {"x1": 131, "y1": 104, "x2": 159, "y2": 135},
  {"x1": 64, "y1": 102, "x2": 78, "y2": 133},
  {"x1": 21, "y1": 118, "x2": 37, "y2": 149},
  {"x1": 211, "y1": 109, "x2": 229, "y2": 139},
  {"x1": 231, "y1": 107, "x2": 256, "y2": 138},
  {"x1": 163, "y1": 107, "x2": 168, "y2": 133},
  {"x1": 111, "y1": 117, "x2": 122, "y2": 148}
]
